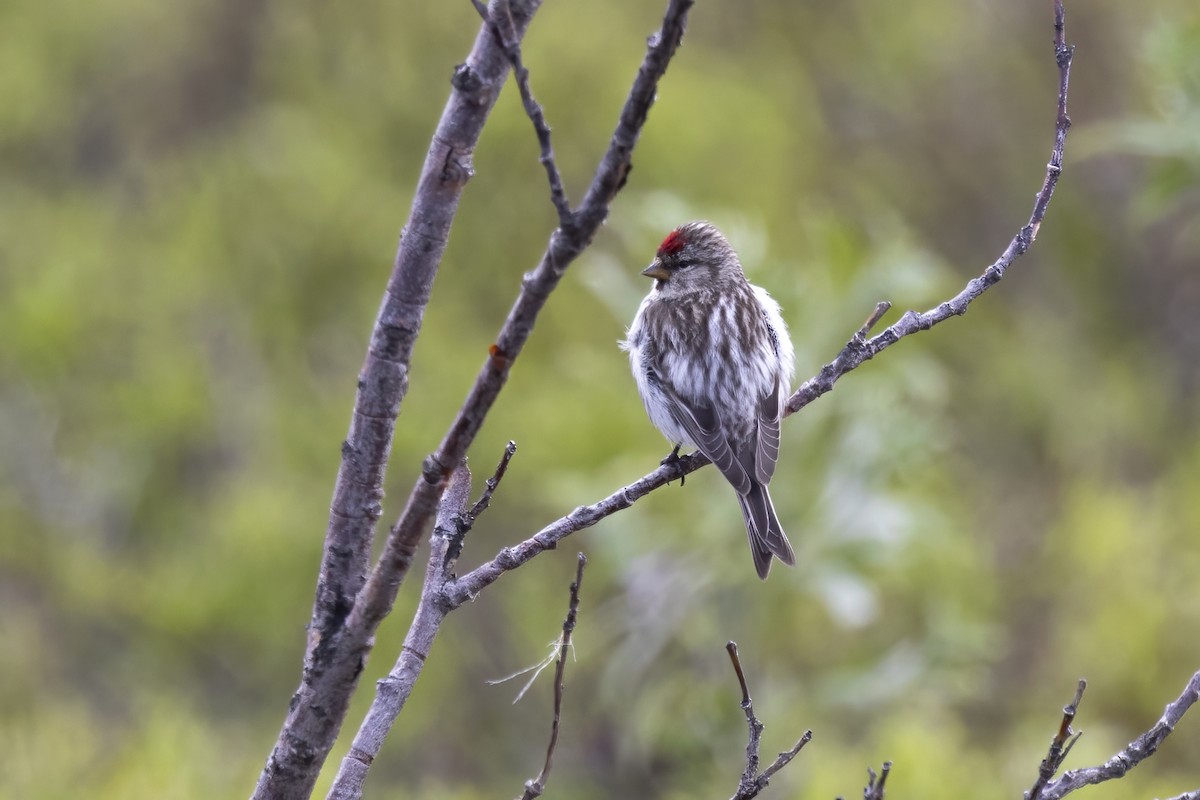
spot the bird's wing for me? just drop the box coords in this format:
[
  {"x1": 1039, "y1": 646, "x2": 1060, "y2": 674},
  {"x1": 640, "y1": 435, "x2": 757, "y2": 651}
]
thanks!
[
  {"x1": 649, "y1": 368, "x2": 753, "y2": 495},
  {"x1": 754, "y1": 374, "x2": 783, "y2": 485}
]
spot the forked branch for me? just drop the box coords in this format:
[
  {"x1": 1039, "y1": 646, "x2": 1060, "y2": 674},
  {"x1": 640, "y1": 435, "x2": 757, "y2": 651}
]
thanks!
[
  {"x1": 1036, "y1": 670, "x2": 1200, "y2": 800},
  {"x1": 726, "y1": 642, "x2": 812, "y2": 800}
]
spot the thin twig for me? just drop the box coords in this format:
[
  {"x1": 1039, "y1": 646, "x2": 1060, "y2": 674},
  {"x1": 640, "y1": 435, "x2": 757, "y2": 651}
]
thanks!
[
  {"x1": 472, "y1": 0, "x2": 572, "y2": 222},
  {"x1": 519, "y1": 554, "x2": 588, "y2": 800},
  {"x1": 442, "y1": 0, "x2": 1074, "y2": 607},
  {"x1": 432, "y1": 441, "x2": 518, "y2": 570},
  {"x1": 1027, "y1": 679, "x2": 1087, "y2": 800},
  {"x1": 1037, "y1": 669, "x2": 1200, "y2": 800},
  {"x1": 756, "y1": 732, "x2": 812, "y2": 788},
  {"x1": 728, "y1": 642, "x2": 763, "y2": 786},
  {"x1": 858, "y1": 301, "x2": 892, "y2": 338},
  {"x1": 469, "y1": 440, "x2": 518, "y2": 523},
  {"x1": 863, "y1": 762, "x2": 892, "y2": 800},
  {"x1": 726, "y1": 642, "x2": 812, "y2": 800}
]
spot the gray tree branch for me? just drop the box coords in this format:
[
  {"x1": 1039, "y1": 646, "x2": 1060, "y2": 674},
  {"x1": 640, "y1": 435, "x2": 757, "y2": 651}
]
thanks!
[
  {"x1": 328, "y1": 441, "x2": 518, "y2": 800},
  {"x1": 471, "y1": 0, "x2": 571, "y2": 222},
  {"x1": 860, "y1": 763, "x2": 893, "y2": 800},
  {"x1": 255, "y1": 1, "x2": 694, "y2": 797},
  {"x1": 253, "y1": 3, "x2": 542, "y2": 797},
  {"x1": 1028, "y1": 679, "x2": 1087, "y2": 800},
  {"x1": 326, "y1": 464, "x2": 473, "y2": 800},
  {"x1": 346, "y1": 0, "x2": 691, "y2": 639},
  {"x1": 726, "y1": 642, "x2": 812, "y2": 800},
  {"x1": 1037, "y1": 669, "x2": 1200, "y2": 800}
]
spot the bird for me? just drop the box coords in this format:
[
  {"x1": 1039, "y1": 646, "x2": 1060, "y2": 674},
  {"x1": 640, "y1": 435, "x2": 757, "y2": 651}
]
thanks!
[{"x1": 622, "y1": 221, "x2": 797, "y2": 579}]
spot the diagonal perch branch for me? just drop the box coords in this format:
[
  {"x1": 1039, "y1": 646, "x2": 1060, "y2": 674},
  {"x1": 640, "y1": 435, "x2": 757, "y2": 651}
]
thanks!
[{"x1": 786, "y1": 0, "x2": 1073, "y2": 416}]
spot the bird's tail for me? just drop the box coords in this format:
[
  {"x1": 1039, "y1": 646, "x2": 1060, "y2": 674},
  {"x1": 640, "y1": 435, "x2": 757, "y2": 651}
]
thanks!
[{"x1": 736, "y1": 482, "x2": 796, "y2": 580}]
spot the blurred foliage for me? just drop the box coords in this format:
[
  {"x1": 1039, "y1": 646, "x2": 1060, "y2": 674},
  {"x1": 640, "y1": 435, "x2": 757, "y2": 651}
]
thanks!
[{"x1": 2, "y1": 0, "x2": 1199, "y2": 798}]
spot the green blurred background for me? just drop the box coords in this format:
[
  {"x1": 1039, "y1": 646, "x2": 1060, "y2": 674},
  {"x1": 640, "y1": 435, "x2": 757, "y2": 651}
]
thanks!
[{"x1": 3, "y1": 0, "x2": 1199, "y2": 797}]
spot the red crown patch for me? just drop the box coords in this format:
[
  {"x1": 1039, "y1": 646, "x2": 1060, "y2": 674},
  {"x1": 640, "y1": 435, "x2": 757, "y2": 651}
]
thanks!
[{"x1": 657, "y1": 229, "x2": 686, "y2": 257}]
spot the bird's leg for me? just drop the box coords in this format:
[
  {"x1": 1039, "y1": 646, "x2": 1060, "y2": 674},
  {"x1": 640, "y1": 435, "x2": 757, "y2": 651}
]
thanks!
[{"x1": 660, "y1": 443, "x2": 685, "y2": 486}]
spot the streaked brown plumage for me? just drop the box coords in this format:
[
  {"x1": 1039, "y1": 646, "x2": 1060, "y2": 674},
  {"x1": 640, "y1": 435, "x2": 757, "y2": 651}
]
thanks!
[{"x1": 623, "y1": 221, "x2": 796, "y2": 578}]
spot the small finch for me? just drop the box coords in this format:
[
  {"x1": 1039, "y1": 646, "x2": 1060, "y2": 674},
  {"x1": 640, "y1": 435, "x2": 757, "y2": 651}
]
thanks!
[{"x1": 623, "y1": 221, "x2": 796, "y2": 579}]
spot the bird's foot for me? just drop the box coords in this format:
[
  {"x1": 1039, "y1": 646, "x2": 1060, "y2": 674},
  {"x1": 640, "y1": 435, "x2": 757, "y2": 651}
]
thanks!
[{"x1": 660, "y1": 443, "x2": 685, "y2": 486}]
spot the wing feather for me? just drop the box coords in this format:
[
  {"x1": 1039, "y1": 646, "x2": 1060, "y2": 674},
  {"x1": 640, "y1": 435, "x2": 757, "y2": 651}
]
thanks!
[
  {"x1": 659, "y1": 379, "x2": 752, "y2": 495},
  {"x1": 754, "y1": 375, "x2": 783, "y2": 484},
  {"x1": 644, "y1": 359, "x2": 753, "y2": 495}
]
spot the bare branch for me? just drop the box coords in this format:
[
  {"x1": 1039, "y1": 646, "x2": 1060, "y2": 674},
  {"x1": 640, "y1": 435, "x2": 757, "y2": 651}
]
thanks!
[
  {"x1": 726, "y1": 642, "x2": 811, "y2": 800},
  {"x1": 444, "y1": 453, "x2": 693, "y2": 607},
  {"x1": 472, "y1": 0, "x2": 572, "y2": 222},
  {"x1": 519, "y1": 553, "x2": 588, "y2": 800},
  {"x1": 254, "y1": 2, "x2": 542, "y2": 795},
  {"x1": 468, "y1": 440, "x2": 518, "y2": 524},
  {"x1": 262, "y1": 3, "x2": 693, "y2": 796},
  {"x1": 1037, "y1": 669, "x2": 1200, "y2": 800},
  {"x1": 1027, "y1": 679, "x2": 1087, "y2": 800},
  {"x1": 863, "y1": 762, "x2": 892, "y2": 800},
  {"x1": 728, "y1": 641, "x2": 763, "y2": 786},
  {"x1": 432, "y1": 440, "x2": 518, "y2": 569},
  {"x1": 443, "y1": 0, "x2": 1073, "y2": 606},
  {"x1": 357, "y1": 0, "x2": 691, "y2": 645},
  {"x1": 786, "y1": 0, "x2": 1073, "y2": 416},
  {"x1": 756, "y1": 736, "x2": 812, "y2": 788},
  {"x1": 325, "y1": 464, "x2": 472, "y2": 800}
]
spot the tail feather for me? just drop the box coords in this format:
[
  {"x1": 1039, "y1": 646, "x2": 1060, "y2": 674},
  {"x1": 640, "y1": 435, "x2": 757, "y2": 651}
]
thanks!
[{"x1": 736, "y1": 482, "x2": 795, "y2": 580}]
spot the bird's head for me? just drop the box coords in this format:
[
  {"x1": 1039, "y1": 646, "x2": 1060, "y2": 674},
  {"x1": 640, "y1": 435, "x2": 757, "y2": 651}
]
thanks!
[{"x1": 642, "y1": 221, "x2": 744, "y2": 294}]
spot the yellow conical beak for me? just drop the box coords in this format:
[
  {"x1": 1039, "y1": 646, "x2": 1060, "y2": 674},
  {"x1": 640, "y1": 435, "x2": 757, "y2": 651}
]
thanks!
[{"x1": 641, "y1": 260, "x2": 670, "y2": 281}]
